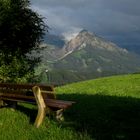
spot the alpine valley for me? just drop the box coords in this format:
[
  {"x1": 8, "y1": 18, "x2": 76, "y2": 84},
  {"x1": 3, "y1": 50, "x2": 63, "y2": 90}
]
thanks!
[{"x1": 34, "y1": 29, "x2": 140, "y2": 85}]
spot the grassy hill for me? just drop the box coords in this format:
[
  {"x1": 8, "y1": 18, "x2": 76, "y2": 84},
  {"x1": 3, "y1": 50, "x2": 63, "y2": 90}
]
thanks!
[{"x1": 0, "y1": 74, "x2": 140, "y2": 139}]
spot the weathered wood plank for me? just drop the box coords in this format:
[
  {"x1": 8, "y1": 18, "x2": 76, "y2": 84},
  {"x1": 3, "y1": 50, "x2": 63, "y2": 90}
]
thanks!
[
  {"x1": 0, "y1": 83, "x2": 54, "y2": 91},
  {"x1": 45, "y1": 99, "x2": 75, "y2": 109},
  {"x1": 0, "y1": 83, "x2": 75, "y2": 128},
  {"x1": 32, "y1": 86, "x2": 48, "y2": 128}
]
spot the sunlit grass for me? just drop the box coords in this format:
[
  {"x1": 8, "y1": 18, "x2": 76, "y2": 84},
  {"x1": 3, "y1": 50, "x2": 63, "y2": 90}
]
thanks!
[{"x1": 57, "y1": 74, "x2": 140, "y2": 98}]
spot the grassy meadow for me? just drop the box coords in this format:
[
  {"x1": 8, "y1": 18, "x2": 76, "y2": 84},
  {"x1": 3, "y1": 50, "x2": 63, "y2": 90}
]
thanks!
[{"x1": 0, "y1": 74, "x2": 140, "y2": 140}]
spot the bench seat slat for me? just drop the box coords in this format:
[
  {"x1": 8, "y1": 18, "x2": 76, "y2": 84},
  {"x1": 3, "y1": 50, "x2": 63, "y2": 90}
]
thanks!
[
  {"x1": 46, "y1": 99, "x2": 75, "y2": 106},
  {"x1": 46, "y1": 99, "x2": 75, "y2": 109},
  {"x1": 1, "y1": 94, "x2": 35, "y2": 100},
  {"x1": 1, "y1": 97, "x2": 36, "y2": 104},
  {"x1": 0, "y1": 95, "x2": 75, "y2": 109}
]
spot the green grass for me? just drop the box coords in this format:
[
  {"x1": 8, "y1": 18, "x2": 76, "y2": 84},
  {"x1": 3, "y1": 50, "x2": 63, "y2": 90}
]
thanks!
[{"x1": 0, "y1": 73, "x2": 140, "y2": 139}]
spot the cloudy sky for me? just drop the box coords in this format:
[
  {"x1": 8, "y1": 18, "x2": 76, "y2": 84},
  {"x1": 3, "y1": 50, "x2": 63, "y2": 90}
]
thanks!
[{"x1": 31, "y1": 0, "x2": 140, "y2": 47}]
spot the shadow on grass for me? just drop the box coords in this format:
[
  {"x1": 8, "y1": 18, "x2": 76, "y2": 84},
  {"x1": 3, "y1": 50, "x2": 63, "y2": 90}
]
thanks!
[
  {"x1": 57, "y1": 93, "x2": 140, "y2": 140},
  {"x1": 16, "y1": 104, "x2": 37, "y2": 124},
  {"x1": 12, "y1": 93, "x2": 140, "y2": 139}
]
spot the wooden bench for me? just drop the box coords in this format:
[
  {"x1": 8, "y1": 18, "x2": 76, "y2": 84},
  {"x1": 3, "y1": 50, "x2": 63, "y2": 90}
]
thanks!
[{"x1": 0, "y1": 83, "x2": 75, "y2": 128}]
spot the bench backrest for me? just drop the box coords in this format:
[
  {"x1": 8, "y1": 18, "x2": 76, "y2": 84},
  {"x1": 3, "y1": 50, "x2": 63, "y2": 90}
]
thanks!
[{"x1": 0, "y1": 83, "x2": 55, "y2": 99}]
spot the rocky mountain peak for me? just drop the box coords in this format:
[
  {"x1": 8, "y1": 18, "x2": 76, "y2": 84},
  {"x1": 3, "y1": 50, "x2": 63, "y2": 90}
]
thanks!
[
  {"x1": 75, "y1": 29, "x2": 96, "y2": 42},
  {"x1": 62, "y1": 29, "x2": 128, "y2": 55},
  {"x1": 79, "y1": 29, "x2": 96, "y2": 37}
]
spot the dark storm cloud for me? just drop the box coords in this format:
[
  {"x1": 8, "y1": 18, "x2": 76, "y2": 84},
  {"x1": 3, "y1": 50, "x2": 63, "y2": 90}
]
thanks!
[{"x1": 31, "y1": 0, "x2": 140, "y2": 46}]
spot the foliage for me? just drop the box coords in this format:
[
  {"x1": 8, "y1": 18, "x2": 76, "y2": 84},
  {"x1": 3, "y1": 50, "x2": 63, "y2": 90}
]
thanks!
[
  {"x1": 0, "y1": 0, "x2": 46, "y2": 55},
  {"x1": 0, "y1": 0, "x2": 47, "y2": 83},
  {"x1": 0, "y1": 56, "x2": 34, "y2": 83}
]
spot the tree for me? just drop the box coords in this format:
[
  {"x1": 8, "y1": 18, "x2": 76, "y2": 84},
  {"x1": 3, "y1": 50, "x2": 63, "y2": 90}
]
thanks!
[{"x1": 0, "y1": 0, "x2": 47, "y2": 83}]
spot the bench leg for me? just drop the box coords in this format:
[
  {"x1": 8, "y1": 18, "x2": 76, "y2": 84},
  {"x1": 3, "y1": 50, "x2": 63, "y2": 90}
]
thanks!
[
  {"x1": 0, "y1": 99, "x2": 4, "y2": 107},
  {"x1": 34, "y1": 106, "x2": 47, "y2": 128},
  {"x1": 32, "y1": 86, "x2": 48, "y2": 128},
  {"x1": 56, "y1": 109, "x2": 64, "y2": 121}
]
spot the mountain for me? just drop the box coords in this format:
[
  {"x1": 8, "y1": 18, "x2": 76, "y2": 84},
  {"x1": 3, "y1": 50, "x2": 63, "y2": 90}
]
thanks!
[
  {"x1": 61, "y1": 29, "x2": 128, "y2": 56},
  {"x1": 36, "y1": 30, "x2": 140, "y2": 85},
  {"x1": 121, "y1": 44, "x2": 140, "y2": 55},
  {"x1": 43, "y1": 33, "x2": 65, "y2": 47},
  {"x1": 43, "y1": 30, "x2": 140, "y2": 55}
]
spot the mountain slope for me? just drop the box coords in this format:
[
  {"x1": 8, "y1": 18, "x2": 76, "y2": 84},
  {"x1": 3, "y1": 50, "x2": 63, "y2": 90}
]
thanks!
[
  {"x1": 43, "y1": 33, "x2": 65, "y2": 48},
  {"x1": 37, "y1": 30, "x2": 140, "y2": 84},
  {"x1": 62, "y1": 29, "x2": 128, "y2": 55},
  {"x1": 121, "y1": 44, "x2": 140, "y2": 55}
]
